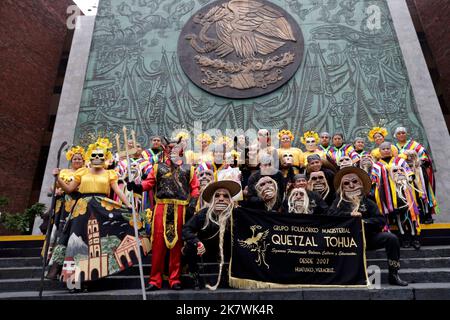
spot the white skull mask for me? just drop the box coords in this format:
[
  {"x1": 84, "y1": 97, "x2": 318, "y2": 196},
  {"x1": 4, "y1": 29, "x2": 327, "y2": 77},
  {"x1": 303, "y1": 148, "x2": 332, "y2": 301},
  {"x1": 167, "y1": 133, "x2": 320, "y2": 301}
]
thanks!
[
  {"x1": 305, "y1": 138, "x2": 317, "y2": 152},
  {"x1": 281, "y1": 152, "x2": 294, "y2": 166},
  {"x1": 339, "y1": 156, "x2": 353, "y2": 168},
  {"x1": 90, "y1": 149, "x2": 106, "y2": 168}
]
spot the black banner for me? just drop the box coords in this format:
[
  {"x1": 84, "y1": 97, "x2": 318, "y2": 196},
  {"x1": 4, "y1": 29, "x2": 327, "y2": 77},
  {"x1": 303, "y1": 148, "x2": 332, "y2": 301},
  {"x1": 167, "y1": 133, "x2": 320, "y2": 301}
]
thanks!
[{"x1": 230, "y1": 208, "x2": 368, "y2": 288}]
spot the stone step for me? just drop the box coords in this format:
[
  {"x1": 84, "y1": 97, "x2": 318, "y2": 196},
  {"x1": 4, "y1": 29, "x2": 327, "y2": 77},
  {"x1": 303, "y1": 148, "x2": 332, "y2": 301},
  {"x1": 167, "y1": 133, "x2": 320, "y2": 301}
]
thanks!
[
  {"x1": 2, "y1": 268, "x2": 450, "y2": 292},
  {"x1": 2, "y1": 257, "x2": 449, "y2": 279},
  {"x1": 0, "y1": 257, "x2": 42, "y2": 268},
  {"x1": 0, "y1": 247, "x2": 42, "y2": 258},
  {"x1": 2, "y1": 282, "x2": 450, "y2": 300},
  {"x1": 2, "y1": 245, "x2": 450, "y2": 259}
]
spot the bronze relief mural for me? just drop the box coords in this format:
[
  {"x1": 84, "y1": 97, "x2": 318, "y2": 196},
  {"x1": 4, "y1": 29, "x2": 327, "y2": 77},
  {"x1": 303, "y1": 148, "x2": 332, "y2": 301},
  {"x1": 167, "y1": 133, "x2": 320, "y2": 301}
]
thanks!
[
  {"x1": 178, "y1": 0, "x2": 304, "y2": 98},
  {"x1": 73, "y1": 0, "x2": 430, "y2": 153}
]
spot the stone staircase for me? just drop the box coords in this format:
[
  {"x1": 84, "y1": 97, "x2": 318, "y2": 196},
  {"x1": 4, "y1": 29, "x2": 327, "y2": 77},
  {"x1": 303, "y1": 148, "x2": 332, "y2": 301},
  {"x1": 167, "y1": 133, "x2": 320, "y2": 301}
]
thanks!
[{"x1": 1, "y1": 243, "x2": 450, "y2": 300}]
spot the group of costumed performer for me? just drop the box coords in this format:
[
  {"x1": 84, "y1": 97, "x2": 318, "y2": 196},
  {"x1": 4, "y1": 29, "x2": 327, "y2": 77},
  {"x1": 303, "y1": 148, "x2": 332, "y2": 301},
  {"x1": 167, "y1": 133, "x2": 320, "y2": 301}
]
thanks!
[{"x1": 49, "y1": 138, "x2": 150, "y2": 291}]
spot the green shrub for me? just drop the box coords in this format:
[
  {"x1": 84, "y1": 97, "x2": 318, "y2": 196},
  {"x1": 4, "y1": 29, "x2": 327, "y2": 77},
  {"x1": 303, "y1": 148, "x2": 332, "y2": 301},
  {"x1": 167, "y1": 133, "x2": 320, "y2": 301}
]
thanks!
[{"x1": 0, "y1": 202, "x2": 46, "y2": 234}]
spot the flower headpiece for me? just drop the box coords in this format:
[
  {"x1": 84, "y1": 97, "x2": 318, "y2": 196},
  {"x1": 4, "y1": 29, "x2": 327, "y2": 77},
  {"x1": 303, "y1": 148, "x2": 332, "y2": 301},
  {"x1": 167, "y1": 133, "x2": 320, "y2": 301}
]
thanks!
[
  {"x1": 85, "y1": 137, "x2": 113, "y2": 161},
  {"x1": 230, "y1": 149, "x2": 241, "y2": 160},
  {"x1": 368, "y1": 127, "x2": 388, "y2": 142},
  {"x1": 300, "y1": 131, "x2": 320, "y2": 145},
  {"x1": 174, "y1": 130, "x2": 190, "y2": 141},
  {"x1": 216, "y1": 135, "x2": 233, "y2": 149},
  {"x1": 66, "y1": 146, "x2": 85, "y2": 161},
  {"x1": 196, "y1": 133, "x2": 213, "y2": 145},
  {"x1": 278, "y1": 129, "x2": 294, "y2": 141}
]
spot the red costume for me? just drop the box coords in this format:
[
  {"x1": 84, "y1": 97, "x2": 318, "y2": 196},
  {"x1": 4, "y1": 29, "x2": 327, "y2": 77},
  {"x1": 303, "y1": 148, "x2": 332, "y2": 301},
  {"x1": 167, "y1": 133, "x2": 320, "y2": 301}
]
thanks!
[{"x1": 141, "y1": 161, "x2": 199, "y2": 288}]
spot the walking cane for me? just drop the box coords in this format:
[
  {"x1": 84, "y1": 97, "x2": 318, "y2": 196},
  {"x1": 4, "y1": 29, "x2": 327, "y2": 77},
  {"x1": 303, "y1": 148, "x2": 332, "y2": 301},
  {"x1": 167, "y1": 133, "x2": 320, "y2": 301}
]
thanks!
[
  {"x1": 123, "y1": 127, "x2": 147, "y2": 300},
  {"x1": 39, "y1": 141, "x2": 67, "y2": 299}
]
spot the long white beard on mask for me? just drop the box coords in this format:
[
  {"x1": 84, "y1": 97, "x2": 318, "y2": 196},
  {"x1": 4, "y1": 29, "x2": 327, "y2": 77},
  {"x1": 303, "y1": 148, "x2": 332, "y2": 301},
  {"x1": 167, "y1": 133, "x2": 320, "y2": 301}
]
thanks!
[
  {"x1": 201, "y1": 190, "x2": 234, "y2": 291},
  {"x1": 288, "y1": 192, "x2": 310, "y2": 214}
]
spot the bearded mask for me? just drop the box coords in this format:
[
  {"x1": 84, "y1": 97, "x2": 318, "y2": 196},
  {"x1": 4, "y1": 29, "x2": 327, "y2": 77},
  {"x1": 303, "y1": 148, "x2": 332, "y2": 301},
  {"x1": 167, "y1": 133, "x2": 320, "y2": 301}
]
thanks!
[
  {"x1": 288, "y1": 188, "x2": 310, "y2": 214},
  {"x1": 90, "y1": 149, "x2": 106, "y2": 168},
  {"x1": 308, "y1": 171, "x2": 329, "y2": 198},
  {"x1": 305, "y1": 138, "x2": 317, "y2": 152},
  {"x1": 198, "y1": 170, "x2": 214, "y2": 189},
  {"x1": 281, "y1": 152, "x2": 294, "y2": 167},
  {"x1": 255, "y1": 176, "x2": 277, "y2": 203},
  {"x1": 404, "y1": 151, "x2": 419, "y2": 170},
  {"x1": 338, "y1": 156, "x2": 353, "y2": 169},
  {"x1": 390, "y1": 166, "x2": 407, "y2": 184},
  {"x1": 360, "y1": 154, "x2": 373, "y2": 169},
  {"x1": 341, "y1": 173, "x2": 364, "y2": 202}
]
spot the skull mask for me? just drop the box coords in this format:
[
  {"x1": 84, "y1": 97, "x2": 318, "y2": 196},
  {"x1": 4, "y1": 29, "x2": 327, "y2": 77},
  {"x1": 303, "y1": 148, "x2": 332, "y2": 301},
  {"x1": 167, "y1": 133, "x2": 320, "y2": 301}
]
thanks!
[
  {"x1": 338, "y1": 155, "x2": 353, "y2": 169},
  {"x1": 308, "y1": 171, "x2": 329, "y2": 198},
  {"x1": 90, "y1": 149, "x2": 106, "y2": 168},
  {"x1": 305, "y1": 137, "x2": 317, "y2": 152},
  {"x1": 341, "y1": 173, "x2": 364, "y2": 201},
  {"x1": 212, "y1": 188, "x2": 232, "y2": 214},
  {"x1": 281, "y1": 152, "x2": 294, "y2": 167},
  {"x1": 288, "y1": 188, "x2": 310, "y2": 214},
  {"x1": 390, "y1": 165, "x2": 407, "y2": 184}
]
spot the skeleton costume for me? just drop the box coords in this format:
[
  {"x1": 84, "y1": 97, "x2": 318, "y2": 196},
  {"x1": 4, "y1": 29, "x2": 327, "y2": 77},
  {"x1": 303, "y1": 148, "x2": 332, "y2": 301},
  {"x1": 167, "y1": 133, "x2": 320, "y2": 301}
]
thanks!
[
  {"x1": 182, "y1": 180, "x2": 241, "y2": 290},
  {"x1": 54, "y1": 138, "x2": 149, "y2": 290},
  {"x1": 128, "y1": 137, "x2": 200, "y2": 290},
  {"x1": 394, "y1": 127, "x2": 438, "y2": 222},
  {"x1": 301, "y1": 131, "x2": 326, "y2": 167},
  {"x1": 277, "y1": 129, "x2": 304, "y2": 177},
  {"x1": 45, "y1": 146, "x2": 85, "y2": 280},
  {"x1": 329, "y1": 166, "x2": 408, "y2": 286}
]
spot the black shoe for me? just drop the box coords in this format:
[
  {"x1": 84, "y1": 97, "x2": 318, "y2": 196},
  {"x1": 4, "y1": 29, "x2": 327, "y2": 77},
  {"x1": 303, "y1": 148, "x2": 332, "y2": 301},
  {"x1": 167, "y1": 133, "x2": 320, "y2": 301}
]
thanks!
[
  {"x1": 388, "y1": 271, "x2": 408, "y2": 286},
  {"x1": 401, "y1": 239, "x2": 411, "y2": 248},
  {"x1": 145, "y1": 284, "x2": 160, "y2": 291},
  {"x1": 412, "y1": 239, "x2": 421, "y2": 250},
  {"x1": 171, "y1": 283, "x2": 182, "y2": 290},
  {"x1": 423, "y1": 218, "x2": 434, "y2": 224},
  {"x1": 191, "y1": 272, "x2": 203, "y2": 290}
]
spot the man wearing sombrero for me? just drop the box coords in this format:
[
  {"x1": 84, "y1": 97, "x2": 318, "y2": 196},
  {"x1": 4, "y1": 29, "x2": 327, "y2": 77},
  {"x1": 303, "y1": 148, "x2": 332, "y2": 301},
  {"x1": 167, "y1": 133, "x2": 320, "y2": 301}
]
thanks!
[
  {"x1": 182, "y1": 180, "x2": 241, "y2": 290},
  {"x1": 329, "y1": 166, "x2": 408, "y2": 286}
]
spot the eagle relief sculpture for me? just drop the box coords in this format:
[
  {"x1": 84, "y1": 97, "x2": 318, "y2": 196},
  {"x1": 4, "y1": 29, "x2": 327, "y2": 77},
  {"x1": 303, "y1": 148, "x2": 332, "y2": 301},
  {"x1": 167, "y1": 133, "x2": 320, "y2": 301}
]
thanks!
[{"x1": 178, "y1": 0, "x2": 304, "y2": 98}]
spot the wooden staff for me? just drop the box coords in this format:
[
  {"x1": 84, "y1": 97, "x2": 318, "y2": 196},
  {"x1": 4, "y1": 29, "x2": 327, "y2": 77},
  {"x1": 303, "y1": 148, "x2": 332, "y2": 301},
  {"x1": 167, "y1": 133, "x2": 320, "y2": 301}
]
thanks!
[{"x1": 123, "y1": 126, "x2": 147, "y2": 300}]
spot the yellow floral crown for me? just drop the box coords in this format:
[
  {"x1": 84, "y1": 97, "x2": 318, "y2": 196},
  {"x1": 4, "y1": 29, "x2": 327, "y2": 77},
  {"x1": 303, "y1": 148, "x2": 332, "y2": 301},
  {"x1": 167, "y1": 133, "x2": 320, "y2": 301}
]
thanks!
[
  {"x1": 216, "y1": 135, "x2": 233, "y2": 148},
  {"x1": 278, "y1": 129, "x2": 294, "y2": 141},
  {"x1": 368, "y1": 127, "x2": 388, "y2": 142},
  {"x1": 300, "y1": 131, "x2": 320, "y2": 145},
  {"x1": 85, "y1": 137, "x2": 113, "y2": 161},
  {"x1": 66, "y1": 146, "x2": 85, "y2": 161},
  {"x1": 196, "y1": 133, "x2": 212, "y2": 145},
  {"x1": 230, "y1": 149, "x2": 241, "y2": 160},
  {"x1": 174, "y1": 130, "x2": 190, "y2": 141}
]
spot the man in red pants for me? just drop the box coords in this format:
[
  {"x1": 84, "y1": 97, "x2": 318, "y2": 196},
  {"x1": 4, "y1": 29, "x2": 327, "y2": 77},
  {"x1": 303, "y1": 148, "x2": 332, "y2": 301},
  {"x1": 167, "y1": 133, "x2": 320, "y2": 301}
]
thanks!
[{"x1": 128, "y1": 137, "x2": 199, "y2": 290}]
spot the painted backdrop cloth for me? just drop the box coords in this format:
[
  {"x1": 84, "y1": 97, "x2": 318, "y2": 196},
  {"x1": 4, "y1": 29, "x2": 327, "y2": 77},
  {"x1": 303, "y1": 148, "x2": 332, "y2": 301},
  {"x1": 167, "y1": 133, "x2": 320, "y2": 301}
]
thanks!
[{"x1": 229, "y1": 207, "x2": 368, "y2": 288}]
